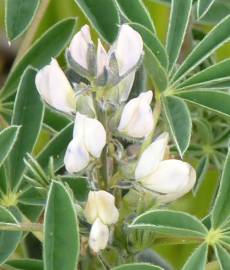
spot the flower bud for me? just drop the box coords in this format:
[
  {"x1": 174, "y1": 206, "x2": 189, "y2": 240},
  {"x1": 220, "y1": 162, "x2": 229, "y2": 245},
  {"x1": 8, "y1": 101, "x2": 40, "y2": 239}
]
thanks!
[
  {"x1": 35, "y1": 58, "x2": 76, "y2": 114},
  {"x1": 118, "y1": 91, "x2": 154, "y2": 138},
  {"x1": 84, "y1": 191, "x2": 119, "y2": 225},
  {"x1": 64, "y1": 113, "x2": 106, "y2": 173},
  {"x1": 89, "y1": 218, "x2": 109, "y2": 253},
  {"x1": 109, "y1": 24, "x2": 143, "y2": 76},
  {"x1": 69, "y1": 25, "x2": 92, "y2": 70},
  {"x1": 135, "y1": 132, "x2": 196, "y2": 202}
]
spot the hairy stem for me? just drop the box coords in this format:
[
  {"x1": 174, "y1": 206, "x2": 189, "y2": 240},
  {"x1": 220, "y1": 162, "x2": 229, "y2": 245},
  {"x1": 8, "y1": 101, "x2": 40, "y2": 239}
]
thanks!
[{"x1": 0, "y1": 222, "x2": 43, "y2": 232}]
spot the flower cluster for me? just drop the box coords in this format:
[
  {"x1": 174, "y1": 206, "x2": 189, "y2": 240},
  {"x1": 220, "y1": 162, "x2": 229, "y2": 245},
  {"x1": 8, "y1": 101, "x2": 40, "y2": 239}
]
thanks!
[{"x1": 35, "y1": 24, "x2": 196, "y2": 253}]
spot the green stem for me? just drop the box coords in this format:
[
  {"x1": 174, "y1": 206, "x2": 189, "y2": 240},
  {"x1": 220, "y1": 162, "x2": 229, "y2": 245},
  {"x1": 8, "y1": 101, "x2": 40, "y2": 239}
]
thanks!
[
  {"x1": 153, "y1": 236, "x2": 204, "y2": 246},
  {"x1": 13, "y1": 0, "x2": 51, "y2": 65},
  {"x1": 97, "y1": 108, "x2": 109, "y2": 189},
  {"x1": 0, "y1": 222, "x2": 42, "y2": 232}
]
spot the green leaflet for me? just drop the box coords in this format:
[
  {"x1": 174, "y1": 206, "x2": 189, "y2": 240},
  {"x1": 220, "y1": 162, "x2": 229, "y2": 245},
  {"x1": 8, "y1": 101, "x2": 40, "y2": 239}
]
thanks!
[
  {"x1": 6, "y1": 259, "x2": 43, "y2": 270},
  {"x1": 60, "y1": 176, "x2": 89, "y2": 202},
  {"x1": 43, "y1": 181, "x2": 79, "y2": 270},
  {"x1": 193, "y1": 156, "x2": 209, "y2": 195},
  {"x1": 130, "y1": 210, "x2": 208, "y2": 238},
  {"x1": 178, "y1": 59, "x2": 230, "y2": 89},
  {"x1": 74, "y1": 0, "x2": 119, "y2": 43},
  {"x1": 5, "y1": 0, "x2": 40, "y2": 41},
  {"x1": 197, "y1": 0, "x2": 216, "y2": 19},
  {"x1": 8, "y1": 68, "x2": 44, "y2": 191},
  {"x1": 143, "y1": 45, "x2": 168, "y2": 92},
  {"x1": 166, "y1": 0, "x2": 193, "y2": 71},
  {"x1": 0, "y1": 18, "x2": 77, "y2": 100},
  {"x1": 172, "y1": 15, "x2": 230, "y2": 83},
  {"x1": 212, "y1": 149, "x2": 230, "y2": 228},
  {"x1": 36, "y1": 122, "x2": 74, "y2": 172},
  {"x1": 175, "y1": 89, "x2": 230, "y2": 117},
  {"x1": 0, "y1": 126, "x2": 20, "y2": 167},
  {"x1": 182, "y1": 243, "x2": 208, "y2": 270},
  {"x1": 112, "y1": 263, "x2": 163, "y2": 270},
  {"x1": 0, "y1": 206, "x2": 22, "y2": 264},
  {"x1": 162, "y1": 96, "x2": 192, "y2": 157},
  {"x1": 115, "y1": 0, "x2": 155, "y2": 33},
  {"x1": 215, "y1": 245, "x2": 230, "y2": 270},
  {"x1": 199, "y1": 1, "x2": 230, "y2": 25}
]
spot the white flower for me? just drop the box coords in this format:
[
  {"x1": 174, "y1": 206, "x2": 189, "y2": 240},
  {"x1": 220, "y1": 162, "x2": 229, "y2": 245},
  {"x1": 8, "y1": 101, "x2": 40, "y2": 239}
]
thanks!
[
  {"x1": 85, "y1": 190, "x2": 119, "y2": 253},
  {"x1": 69, "y1": 24, "x2": 143, "y2": 103},
  {"x1": 35, "y1": 58, "x2": 76, "y2": 114},
  {"x1": 110, "y1": 24, "x2": 143, "y2": 76},
  {"x1": 64, "y1": 113, "x2": 106, "y2": 173},
  {"x1": 69, "y1": 25, "x2": 92, "y2": 70},
  {"x1": 89, "y1": 218, "x2": 109, "y2": 253},
  {"x1": 135, "y1": 132, "x2": 196, "y2": 202},
  {"x1": 84, "y1": 191, "x2": 119, "y2": 225},
  {"x1": 118, "y1": 91, "x2": 154, "y2": 138}
]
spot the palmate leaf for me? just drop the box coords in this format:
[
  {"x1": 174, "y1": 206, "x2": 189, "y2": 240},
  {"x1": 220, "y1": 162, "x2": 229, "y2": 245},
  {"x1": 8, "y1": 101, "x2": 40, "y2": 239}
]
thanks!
[
  {"x1": 5, "y1": 0, "x2": 40, "y2": 41},
  {"x1": 166, "y1": 0, "x2": 193, "y2": 71},
  {"x1": 162, "y1": 96, "x2": 192, "y2": 157},
  {"x1": 171, "y1": 15, "x2": 230, "y2": 83},
  {"x1": 44, "y1": 181, "x2": 79, "y2": 270}
]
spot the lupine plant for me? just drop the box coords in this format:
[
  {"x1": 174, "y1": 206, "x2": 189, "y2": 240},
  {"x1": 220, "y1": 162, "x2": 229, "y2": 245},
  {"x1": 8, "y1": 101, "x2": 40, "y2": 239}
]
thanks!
[{"x1": 0, "y1": 0, "x2": 229, "y2": 269}]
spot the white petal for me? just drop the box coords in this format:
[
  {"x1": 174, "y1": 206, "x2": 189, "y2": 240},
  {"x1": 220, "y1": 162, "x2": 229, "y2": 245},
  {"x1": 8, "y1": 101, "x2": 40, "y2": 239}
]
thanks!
[
  {"x1": 73, "y1": 113, "x2": 106, "y2": 158},
  {"x1": 97, "y1": 39, "x2": 108, "y2": 77},
  {"x1": 73, "y1": 112, "x2": 87, "y2": 139},
  {"x1": 64, "y1": 138, "x2": 90, "y2": 173},
  {"x1": 69, "y1": 25, "x2": 92, "y2": 69},
  {"x1": 135, "y1": 132, "x2": 169, "y2": 179},
  {"x1": 35, "y1": 59, "x2": 76, "y2": 114},
  {"x1": 118, "y1": 91, "x2": 153, "y2": 138},
  {"x1": 140, "y1": 160, "x2": 196, "y2": 199},
  {"x1": 84, "y1": 191, "x2": 99, "y2": 224},
  {"x1": 84, "y1": 117, "x2": 106, "y2": 158},
  {"x1": 95, "y1": 191, "x2": 119, "y2": 225},
  {"x1": 113, "y1": 24, "x2": 143, "y2": 76},
  {"x1": 89, "y1": 219, "x2": 109, "y2": 253}
]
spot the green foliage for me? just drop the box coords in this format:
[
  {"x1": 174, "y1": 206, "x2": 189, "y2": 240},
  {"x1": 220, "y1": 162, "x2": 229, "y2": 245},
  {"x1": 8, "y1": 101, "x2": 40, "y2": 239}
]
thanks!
[
  {"x1": 74, "y1": 0, "x2": 120, "y2": 43},
  {"x1": 5, "y1": 0, "x2": 40, "y2": 41},
  {"x1": 162, "y1": 96, "x2": 192, "y2": 157},
  {"x1": 0, "y1": 206, "x2": 22, "y2": 264},
  {"x1": 43, "y1": 181, "x2": 79, "y2": 270},
  {"x1": 0, "y1": 0, "x2": 230, "y2": 269},
  {"x1": 8, "y1": 68, "x2": 44, "y2": 190},
  {"x1": 1, "y1": 18, "x2": 77, "y2": 100}
]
